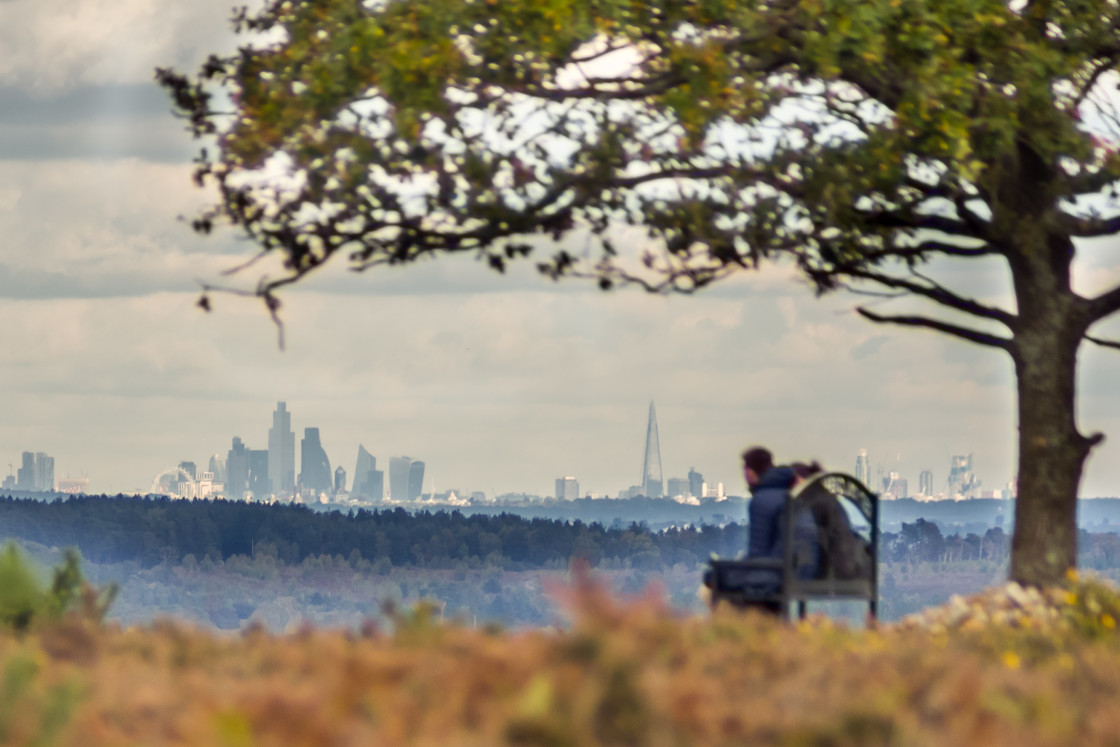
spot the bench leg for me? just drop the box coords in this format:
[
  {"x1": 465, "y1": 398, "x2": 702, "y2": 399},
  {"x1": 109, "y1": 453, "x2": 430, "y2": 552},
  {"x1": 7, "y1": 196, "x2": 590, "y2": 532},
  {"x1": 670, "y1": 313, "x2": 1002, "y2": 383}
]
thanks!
[{"x1": 797, "y1": 600, "x2": 807, "y2": 620}]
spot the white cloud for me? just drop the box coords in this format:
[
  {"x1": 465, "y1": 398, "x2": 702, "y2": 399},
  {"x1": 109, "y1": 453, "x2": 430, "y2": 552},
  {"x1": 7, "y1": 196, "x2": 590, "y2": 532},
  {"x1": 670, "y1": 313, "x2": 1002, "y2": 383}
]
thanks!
[{"x1": 0, "y1": 0, "x2": 237, "y2": 89}]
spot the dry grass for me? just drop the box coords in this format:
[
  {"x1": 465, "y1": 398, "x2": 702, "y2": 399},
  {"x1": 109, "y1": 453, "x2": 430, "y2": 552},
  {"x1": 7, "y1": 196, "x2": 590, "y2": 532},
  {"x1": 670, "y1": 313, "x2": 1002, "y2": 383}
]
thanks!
[{"x1": 4, "y1": 569, "x2": 1120, "y2": 746}]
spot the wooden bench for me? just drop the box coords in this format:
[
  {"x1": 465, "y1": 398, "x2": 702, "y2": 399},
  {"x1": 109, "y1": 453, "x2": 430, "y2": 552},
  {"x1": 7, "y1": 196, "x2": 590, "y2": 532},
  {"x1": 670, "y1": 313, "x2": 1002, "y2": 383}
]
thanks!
[{"x1": 707, "y1": 471, "x2": 879, "y2": 621}]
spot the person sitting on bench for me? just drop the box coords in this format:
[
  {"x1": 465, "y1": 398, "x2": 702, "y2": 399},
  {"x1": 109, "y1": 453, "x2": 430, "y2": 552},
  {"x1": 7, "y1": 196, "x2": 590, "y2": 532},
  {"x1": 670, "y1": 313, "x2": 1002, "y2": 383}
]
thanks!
[
  {"x1": 701, "y1": 448, "x2": 822, "y2": 613},
  {"x1": 741, "y1": 447, "x2": 822, "y2": 596}
]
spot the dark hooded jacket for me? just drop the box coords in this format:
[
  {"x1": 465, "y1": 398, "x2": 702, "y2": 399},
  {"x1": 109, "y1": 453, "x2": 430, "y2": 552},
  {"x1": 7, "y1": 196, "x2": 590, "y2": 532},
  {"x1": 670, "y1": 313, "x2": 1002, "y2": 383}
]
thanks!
[{"x1": 742, "y1": 466, "x2": 820, "y2": 590}]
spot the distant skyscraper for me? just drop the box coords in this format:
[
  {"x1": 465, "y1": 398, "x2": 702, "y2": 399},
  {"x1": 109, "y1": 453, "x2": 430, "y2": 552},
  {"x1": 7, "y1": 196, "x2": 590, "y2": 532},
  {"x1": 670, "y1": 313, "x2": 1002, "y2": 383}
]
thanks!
[
  {"x1": 334, "y1": 465, "x2": 347, "y2": 495},
  {"x1": 948, "y1": 454, "x2": 980, "y2": 497},
  {"x1": 227, "y1": 437, "x2": 250, "y2": 499},
  {"x1": 300, "y1": 428, "x2": 332, "y2": 495},
  {"x1": 352, "y1": 445, "x2": 377, "y2": 498},
  {"x1": 367, "y1": 470, "x2": 384, "y2": 502},
  {"x1": 640, "y1": 401, "x2": 664, "y2": 498},
  {"x1": 388, "y1": 456, "x2": 425, "y2": 500},
  {"x1": 389, "y1": 457, "x2": 412, "y2": 500},
  {"x1": 33, "y1": 453, "x2": 54, "y2": 492},
  {"x1": 16, "y1": 452, "x2": 34, "y2": 491},
  {"x1": 855, "y1": 449, "x2": 871, "y2": 487},
  {"x1": 919, "y1": 470, "x2": 934, "y2": 496},
  {"x1": 555, "y1": 476, "x2": 579, "y2": 501},
  {"x1": 666, "y1": 477, "x2": 689, "y2": 499},
  {"x1": 248, "y1": 449, "x2": 270, "y2": 499},
  {"x1": 882, "y1": 472, "x2": 907, "y2": 499},
  {"x1": 12, "y1": 452, "x2": 54, "y2": 492},
  {"x1": 178, "y1": 461, "x2": 197, "y2": 480},
  {"x1": 268, "y1": 402, "x2": 295, "y2": 496},
  {"x1": 408, "y1": 460, "x2": 426, "y2": 500},
  {"x1": 688, "y1": 467, "x2": 703, "y2": 499},
  {"x1": 209, "y1": 453, "x2": 226, "y2": 484}
]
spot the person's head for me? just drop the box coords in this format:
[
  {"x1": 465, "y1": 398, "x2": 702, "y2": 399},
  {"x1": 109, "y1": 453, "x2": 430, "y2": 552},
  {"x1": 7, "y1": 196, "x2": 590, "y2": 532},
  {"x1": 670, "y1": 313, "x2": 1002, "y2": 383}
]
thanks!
[
  {"x1": 791, "y1": 461, "x2": 823, "y2": 486},
  {"x1": 741, "y1": 447, "x2": 773, "y2": 488}
]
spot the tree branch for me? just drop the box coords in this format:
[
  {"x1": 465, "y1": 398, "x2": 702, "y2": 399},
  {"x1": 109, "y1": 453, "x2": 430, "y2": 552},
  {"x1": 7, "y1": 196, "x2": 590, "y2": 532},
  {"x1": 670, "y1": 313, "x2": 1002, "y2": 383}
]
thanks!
[
  {"x1": 862, "y1": 210, "x2": 985, "y2": 239},
  {"x1": 1063, "y1": 213, "x2": 1120, "y2": 237},
  {"x1": 864, "y1": 239, "x2": 992, "y2": 260},
  {"x1": 856, "y1": 306, "x2": 1013, "y2": 350},
  {"x1": 1089, "y1": 283, "x2": 1120, "y2": 321},
  {"x1": 843, "y1": 267, "x2": 1017, "y2": 327},
  {"x1": 1086, "y1": 333, "x2": 1120, "y2": 350},
  {"x1": 1068, "y1": 167, "x2": 1120, "y2": 198}
]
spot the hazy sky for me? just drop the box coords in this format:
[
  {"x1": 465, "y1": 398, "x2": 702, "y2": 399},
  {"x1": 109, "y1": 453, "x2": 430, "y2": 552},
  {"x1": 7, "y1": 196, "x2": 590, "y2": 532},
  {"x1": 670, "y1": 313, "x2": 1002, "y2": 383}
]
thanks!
[{"x1": 2, "y1": 0, "x2": 1119, "y2": 498}]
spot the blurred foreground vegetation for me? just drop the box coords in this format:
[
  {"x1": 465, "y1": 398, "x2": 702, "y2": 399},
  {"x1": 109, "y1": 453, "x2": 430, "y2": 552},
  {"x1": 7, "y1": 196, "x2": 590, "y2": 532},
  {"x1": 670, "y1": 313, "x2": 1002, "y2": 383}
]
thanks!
[{"x1": 4, "y1": 548, "x2": 1120, "y2": 745}]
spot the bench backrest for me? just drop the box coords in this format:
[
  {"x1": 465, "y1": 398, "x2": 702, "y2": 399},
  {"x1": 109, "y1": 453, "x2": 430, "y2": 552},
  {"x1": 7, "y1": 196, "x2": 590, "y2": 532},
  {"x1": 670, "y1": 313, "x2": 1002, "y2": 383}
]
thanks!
[{"x1": 782, "y1": 472, "x2": 879, "y2": 588}]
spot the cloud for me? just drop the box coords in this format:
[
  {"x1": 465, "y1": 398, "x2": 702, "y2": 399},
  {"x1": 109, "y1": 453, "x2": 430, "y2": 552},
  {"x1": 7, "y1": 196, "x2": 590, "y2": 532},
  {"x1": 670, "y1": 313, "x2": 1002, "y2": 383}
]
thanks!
[
  {"x1": 851, "y1": 335, "x2": 890, "y2": 360},
  {"x1": 0, "y1": 0, "x2": 238, "y2": 89},
  {"x1": 0, "y1": 84, "x2": 197, "y2": 162},
  {"x1": 0, "y1": 286, "x2": 1013, "y2": 494},
  {"x1": 0, "y1": 158, "x2": 240, "y2": 298}
]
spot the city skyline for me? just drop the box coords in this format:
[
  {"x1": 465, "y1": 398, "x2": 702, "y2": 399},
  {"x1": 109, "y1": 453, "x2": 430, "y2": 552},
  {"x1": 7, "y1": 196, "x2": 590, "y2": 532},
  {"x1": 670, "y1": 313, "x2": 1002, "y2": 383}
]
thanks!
[
  {"x1": 1, "y1": 0, "x2": 1118, "y2": 501},
  {"x1": 3, "y1": 406, "x2": 1030, "y2": 502}
]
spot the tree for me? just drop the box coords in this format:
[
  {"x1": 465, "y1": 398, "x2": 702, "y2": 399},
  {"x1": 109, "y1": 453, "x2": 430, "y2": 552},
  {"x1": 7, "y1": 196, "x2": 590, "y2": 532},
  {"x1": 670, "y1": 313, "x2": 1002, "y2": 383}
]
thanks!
[{"x1": 159, "y1": 0, "x2": 1120, "y2": 586}]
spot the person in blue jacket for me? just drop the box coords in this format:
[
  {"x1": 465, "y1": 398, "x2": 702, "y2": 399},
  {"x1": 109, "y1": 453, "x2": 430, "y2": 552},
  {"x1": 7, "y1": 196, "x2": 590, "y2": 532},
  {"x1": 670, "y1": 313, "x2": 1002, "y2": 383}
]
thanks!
[{"x1": 739, "y1": 447, "x2": 822, "y2": 595}]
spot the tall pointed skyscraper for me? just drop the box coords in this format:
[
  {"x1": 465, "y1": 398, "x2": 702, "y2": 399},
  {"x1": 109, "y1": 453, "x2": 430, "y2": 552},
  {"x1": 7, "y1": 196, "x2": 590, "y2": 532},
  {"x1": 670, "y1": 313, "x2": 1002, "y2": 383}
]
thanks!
[
  {"x1": 268, "y1": 402, "x2": 295, "y2": 496},
  {"x1": 640, "y1": 401, "x2": 664, "y2": 498}
]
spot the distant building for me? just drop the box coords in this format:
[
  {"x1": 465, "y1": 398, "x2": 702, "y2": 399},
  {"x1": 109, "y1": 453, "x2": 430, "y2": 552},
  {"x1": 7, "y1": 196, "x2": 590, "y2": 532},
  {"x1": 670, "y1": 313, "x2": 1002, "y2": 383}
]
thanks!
[
  {"x1": 34, "y1": 453, "x2": 54, "y2": 492},
  {"x1": 640, "y1": 401, "x2": 664, "y2": 499},
  {"x1": 408, "y1": 460, "x2": 425, "y2": 500},
  {"x1": 882, "y1": 472, "x2": 907, "y2": 499},
  {"x1": 208, "y1": 453, "x2": 226, "y2": 484},
  {"x1": 196, "y1": 472, "x2": 219, "y2": 499},
  {"x1": 334, "y1": 465, "x2": 347, "y2": 495},
  {"x1": 178, "y1": 461, "x2": 197, "y2": 480},
  {"x1": 300, "y1": 428, "x2": 332, "y2": 495},
  {"x1": 389, "y1": 456, "x2": 425, "y2": 500},
  {"x1": 389, "y1": 457, "x2": 411, "y2": 500},
  {"x1": 16, "y1": 452, "x2": 55, "y2": 492},
  {"x1": 948, "y1": 454, "x2": 981, "y2": 498},
  {"x1": 666, "y1": 477, "x2": 689, "y2": 499},
  {"x1": 248, "y1": 449, "x2": 270, "y2": 499},
  {"x1": 351, "y1": 445, "x2": 377, "y2": 499},
  {"x1": 855, "y1": 449, "x2": 871, "y2": 487},
  {"x1": 56, "y1": 477, "x2": 89, "y2": 495},
  {"x1": 366, "y1": 469, "x2": 384, "y2": 502},
  {"x1": 688, "y1": 467, "x2": 704, "y2": 499},
  {"x1": 16, "y1": 452, "x2": 34, "y2": 491},
  {"x1": 2, "y1": 474, "x2": 14, "y2": 491},
  {"x1": 555, "y1": 476, "x2": 579, "y2": 501},
  {"x1": 227, "y1": 437, "x2": 250, "y2": 499},
  {"x1": 918, "y1": 470, "x2": 934, "y2": 496},
  {"x1": 268, "y1": 402, "x2": 296, "y2": 496},
  {"x1": 702, "y1": 482, "x2": 725, "y2": 500}
]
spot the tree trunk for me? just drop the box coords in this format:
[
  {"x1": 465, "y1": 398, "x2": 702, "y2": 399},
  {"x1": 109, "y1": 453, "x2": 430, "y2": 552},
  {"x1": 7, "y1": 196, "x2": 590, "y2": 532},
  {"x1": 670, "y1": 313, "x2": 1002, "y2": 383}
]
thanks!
[{"x1": 1008, "y1": 299, "x2": 1098, "y2": 587}]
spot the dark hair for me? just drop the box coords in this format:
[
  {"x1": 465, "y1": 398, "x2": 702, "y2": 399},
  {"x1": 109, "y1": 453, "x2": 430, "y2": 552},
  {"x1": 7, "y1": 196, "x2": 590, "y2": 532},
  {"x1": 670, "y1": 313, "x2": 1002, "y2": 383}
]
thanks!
[
  {"x1": 741, "y1": 447, "x2": 773, "y2": 475},
  {"x1": 791, "y1": 461, "x2": 824, "y2": 479}
]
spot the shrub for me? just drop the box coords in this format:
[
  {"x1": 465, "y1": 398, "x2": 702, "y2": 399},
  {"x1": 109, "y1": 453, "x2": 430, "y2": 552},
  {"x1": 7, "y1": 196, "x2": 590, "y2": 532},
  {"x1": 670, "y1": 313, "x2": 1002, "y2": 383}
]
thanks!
[{"x1": 0, "y1": 544, "x2": 116, "y2": 632}]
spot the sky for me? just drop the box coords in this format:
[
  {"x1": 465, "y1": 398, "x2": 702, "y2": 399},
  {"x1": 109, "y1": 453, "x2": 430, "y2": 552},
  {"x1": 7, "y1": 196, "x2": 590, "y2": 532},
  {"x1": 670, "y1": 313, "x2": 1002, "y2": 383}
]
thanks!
[{"x1": 1, "y1": 0, "x2": 1119, "y2": 499}]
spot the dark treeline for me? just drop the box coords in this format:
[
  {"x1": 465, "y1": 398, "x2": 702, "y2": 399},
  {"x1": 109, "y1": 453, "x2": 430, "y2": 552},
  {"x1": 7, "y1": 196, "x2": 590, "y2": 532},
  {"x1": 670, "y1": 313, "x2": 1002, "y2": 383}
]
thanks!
[
  {"x1": 883, "y1": 519, "x2": 1120, "y2": 570},
  {"x1": 0, "y1": 495, "x2": 745, "y2": 570}
]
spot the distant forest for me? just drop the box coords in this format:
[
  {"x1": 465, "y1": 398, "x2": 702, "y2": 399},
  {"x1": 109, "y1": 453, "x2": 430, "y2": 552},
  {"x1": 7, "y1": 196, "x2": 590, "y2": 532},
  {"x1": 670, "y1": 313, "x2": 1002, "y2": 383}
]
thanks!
[
  {"x1": 2, "y1": 494, "x2": 1120, "y2": 575},
  {"x1": 0, "y1": 495, "x2": 745, "y2": 570}
]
